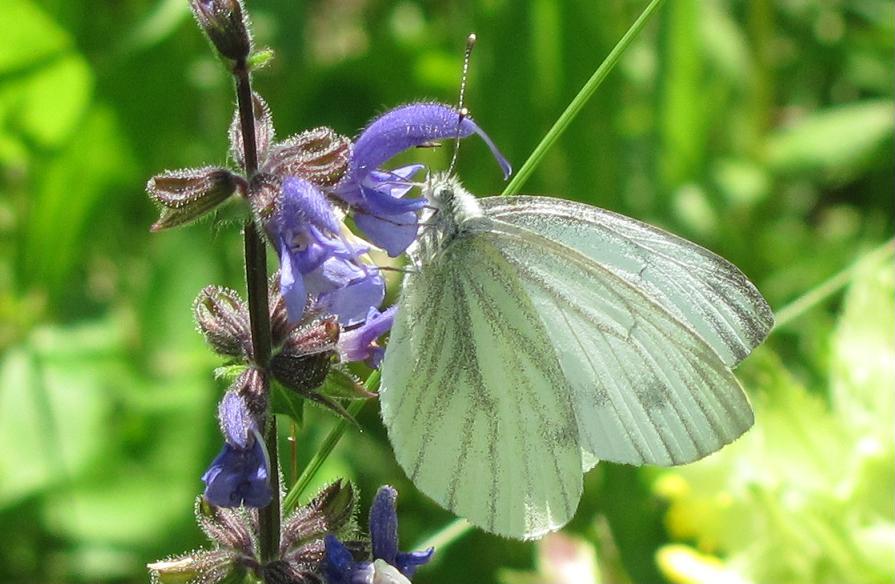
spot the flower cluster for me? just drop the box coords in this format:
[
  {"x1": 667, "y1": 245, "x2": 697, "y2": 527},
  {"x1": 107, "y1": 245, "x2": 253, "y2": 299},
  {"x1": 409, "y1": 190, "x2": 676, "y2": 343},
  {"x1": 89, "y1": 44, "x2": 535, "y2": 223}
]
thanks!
[
  {"x1": 262, "y1": 101, "x2": 510, "y2": 330},
  {"x1": 150, "y1": 100, "x2": 511, "y2": 512},
  {"x1": 325, "y1": 486, "x2": 434, "y2": 584},
  {"x1": 147, "y1": 3, "x2": 514, "y2": 584},
  {"x1": 193, "y1": 281, "x2": 371, "y2": 508},
  {"x1": 149, "y1": 481, "x2": 361, "y2": 584}
]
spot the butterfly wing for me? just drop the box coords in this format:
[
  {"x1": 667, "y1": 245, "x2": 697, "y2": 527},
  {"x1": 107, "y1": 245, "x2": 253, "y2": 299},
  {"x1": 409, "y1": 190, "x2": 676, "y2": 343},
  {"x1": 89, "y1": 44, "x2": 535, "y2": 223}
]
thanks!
[
  {"x1": 467, "y1": 210, "x2": 758, "y2": 466},
  {"x1": 380, "y1": 232, "x2": 583, "y2": 539},
  {"x1": 481, "y1": 196, "x2": 774, "y2": 367}
]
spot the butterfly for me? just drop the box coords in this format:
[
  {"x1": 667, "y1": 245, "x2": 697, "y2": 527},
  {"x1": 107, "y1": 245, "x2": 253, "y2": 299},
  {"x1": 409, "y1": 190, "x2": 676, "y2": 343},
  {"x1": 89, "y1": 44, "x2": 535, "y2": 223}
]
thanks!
[{"x1": 377, "y1": 172, "x2": 774, "y2": 539}]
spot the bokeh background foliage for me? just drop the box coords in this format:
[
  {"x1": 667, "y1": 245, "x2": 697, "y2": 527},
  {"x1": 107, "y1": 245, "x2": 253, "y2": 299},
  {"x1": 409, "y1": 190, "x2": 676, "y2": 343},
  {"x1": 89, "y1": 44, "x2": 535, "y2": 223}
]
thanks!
[{"x1": 0, "y1": 0, "x2": 891, "y2": 582}]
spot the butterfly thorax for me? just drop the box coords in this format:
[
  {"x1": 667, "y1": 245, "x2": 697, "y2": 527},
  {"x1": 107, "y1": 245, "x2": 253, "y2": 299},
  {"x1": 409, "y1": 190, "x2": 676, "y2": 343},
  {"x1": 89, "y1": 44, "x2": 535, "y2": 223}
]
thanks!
[{"x1": 412, "y1": 173, "x2": 485, "y2": 265}]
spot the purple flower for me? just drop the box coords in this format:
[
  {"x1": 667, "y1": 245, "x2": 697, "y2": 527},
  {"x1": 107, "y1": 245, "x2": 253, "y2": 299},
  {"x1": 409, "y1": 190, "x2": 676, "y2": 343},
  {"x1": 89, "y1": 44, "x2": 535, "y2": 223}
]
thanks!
[
  {"x1": 202, "y1": 391, "x2": 272, "y2": 508},
  {"x1": 272, "y1": 176, "x2": 384, "y2": 325},
  {"x1": 338, "y1": 305, "x2": 397, "y2": 367},
  {"x1": 334, "y1": 102, "x2": 511, "y2": 257},
  {"x1": 202, "y1": 440, "x2": 272, "y2": 508},
  {"x1": 324, "y1": 486, "x2": 434, "y2": 584},
  {"x1": 304, "y1": 240, "x2": 385, "y2": 327}
]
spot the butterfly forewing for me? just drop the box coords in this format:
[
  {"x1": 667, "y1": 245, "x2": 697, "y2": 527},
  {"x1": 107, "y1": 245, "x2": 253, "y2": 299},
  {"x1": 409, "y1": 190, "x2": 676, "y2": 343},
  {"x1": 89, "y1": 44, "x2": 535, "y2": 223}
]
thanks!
[
  {"x1": 380, "y1": 234, "x2": 583, "y2": 539},
  {"x1": 480, "y1": 196, "x2": 774, "y2": 367},
  {"x1": 472, "y1": 218, "x2": 755, "y2": 466}
]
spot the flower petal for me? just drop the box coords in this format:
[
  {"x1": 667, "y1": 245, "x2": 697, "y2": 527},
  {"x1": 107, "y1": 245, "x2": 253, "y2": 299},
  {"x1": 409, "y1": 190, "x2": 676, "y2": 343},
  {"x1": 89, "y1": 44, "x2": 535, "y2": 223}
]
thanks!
[
  {"x1": 218, "y1": 391, "x2": 253, "y2": 448},
  {"x1": 350, "y1": 103, "x2": 511, "y2": 179},
  {"x1": 338, "y1": 306, "x2": 397, "y2": 366},
  {"x1": 325, "y1": 535, "x2": 374, "y2": 584},
  {"x1": 354, "y1": 211, "x2": 419, "y2": 258},
  {"x1": 370, "y1": 486, "x2": 399, "y2": 565},
  {"x1": 358, "y1": 184, "x2": 426, "y2": 215},
  {"x1": 279, "y1": 239, "x2": 307, "y2": 323},
  {"x1": 279, "y1": 175, "x2": 341, "y2": 234},
  {"x1": 314, "y1": 265, "x2": 385, "y2": 326},
  {"x1": 202, "y1": 439, "x2": 272, "y2": 508},
  {"x1": 394, "y1": 549, "x2": 434, "y2": 579}
]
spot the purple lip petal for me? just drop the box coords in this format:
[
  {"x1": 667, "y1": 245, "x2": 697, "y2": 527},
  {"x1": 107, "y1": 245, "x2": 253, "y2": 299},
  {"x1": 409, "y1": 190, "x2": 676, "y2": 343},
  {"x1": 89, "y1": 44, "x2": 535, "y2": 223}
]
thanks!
[
  {"x1": 279, "y1": 239, "x2": 307, "y2": 323},
  {"x1": 306, "y1": 256, "x2": 385, "y2": 326},
  {"x1": 360, "y1": 185, "x2": 427, "y2": 214},
  {"x1": 384, "y1": 163, "x2": 425, "y2": 182},
  {"x1": 202, "y1": 438, "x2": 272, "y2": 508},
  {"x1": 317, "y1": 270, "x2": 385, "y2": 326},
  {"x1": 354, "y1": 211, "x2": 419, "y2": 257},
  {"x1": 338, "y1": 305, "x2": 397, "y2": 365}
]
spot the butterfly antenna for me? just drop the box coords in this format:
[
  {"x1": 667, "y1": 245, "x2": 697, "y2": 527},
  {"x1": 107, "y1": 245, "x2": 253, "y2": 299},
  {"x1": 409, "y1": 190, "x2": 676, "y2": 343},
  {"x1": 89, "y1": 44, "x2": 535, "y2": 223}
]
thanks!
[{"x1": 448, "y1": 32, "x2": 476, "y2": 175}]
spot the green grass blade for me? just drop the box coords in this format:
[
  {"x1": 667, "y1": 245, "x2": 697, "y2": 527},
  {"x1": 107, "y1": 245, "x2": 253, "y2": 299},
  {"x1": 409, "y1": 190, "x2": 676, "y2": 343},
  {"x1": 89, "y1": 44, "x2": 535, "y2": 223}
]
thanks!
[
  {"x1": 282, "y1": 370, "x2": 380, "y2": 513},
  {"x1": 413, "y1": 517, "x2": 472, "y2": 553},
  {"x1": 501, "y1": 0, "x2": 668, "y2": 196},
  {"x1": 774, "y1": 238, "x2": 894, "y2": 330}
]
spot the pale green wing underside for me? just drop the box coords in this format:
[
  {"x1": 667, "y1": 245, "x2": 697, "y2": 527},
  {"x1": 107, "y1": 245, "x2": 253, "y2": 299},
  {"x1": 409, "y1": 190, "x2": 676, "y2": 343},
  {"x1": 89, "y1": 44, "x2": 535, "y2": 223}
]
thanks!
[
  {"x1": 471, "y1": 215, "x2": 756, "y2": 466},
  {"x1": 480, "y1": 196, "x2": 774, "y2": 367},
  {"x1": 380, "y1": 235, "x2": 583, "y2": 539}
]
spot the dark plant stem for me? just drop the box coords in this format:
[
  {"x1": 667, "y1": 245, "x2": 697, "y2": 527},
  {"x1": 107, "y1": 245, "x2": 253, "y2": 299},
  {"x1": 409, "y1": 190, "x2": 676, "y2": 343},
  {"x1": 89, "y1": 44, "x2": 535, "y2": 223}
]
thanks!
[{"x1": 234, "y1": 60, "x2": 280, "y2": 563}]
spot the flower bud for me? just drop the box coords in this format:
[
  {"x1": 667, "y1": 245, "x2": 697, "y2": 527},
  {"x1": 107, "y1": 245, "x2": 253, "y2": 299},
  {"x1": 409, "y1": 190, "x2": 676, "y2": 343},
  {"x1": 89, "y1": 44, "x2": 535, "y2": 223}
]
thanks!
[
  {"x1": 189, "y1": 0, "x2": 252, "y2": 62},
  {"x1": 194, "y1": 286, "x2": 252, "y2": 358},
  {"x1": 196, "y1": 497, "x2": 255, "y2": 556},
  {"x1": 147, "y1": 550, "x2": 237, "y2": 584},
  {"x1": 147, "y1": 167, "x2": 238, "y2": 231},
  {"x1": 234, "y1": 366, "x2": 269, "y2": 420},
  {"x1": 271, "y1": 319, "x2": 339, "y2": 394},
  {"x1": 229, "y1": 92, "x2": 274, "y2": 171},
  {"x1": 264, "y1": 127, "x2": 351, "y2": 187},
  {"x1": 247, "y1": 172, "x2": 282, "y2": 225},
  {"x1": 271, "y1": 352, "x2": 334, "y2": 398},
  {"x1": 268, "y1": 272, "x2": 295, "y2": 348},
  {"x1": 281, "y1": 480, "x2": 357, "y2": 555},
  {"x1": 265, "y1": 560, "x2": 325, "y2": 584}
]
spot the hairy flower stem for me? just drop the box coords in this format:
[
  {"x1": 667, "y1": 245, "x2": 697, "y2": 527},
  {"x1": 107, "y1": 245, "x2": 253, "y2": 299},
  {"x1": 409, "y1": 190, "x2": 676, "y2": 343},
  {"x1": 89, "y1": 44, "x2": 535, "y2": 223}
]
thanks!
[{"x1": 234, "y1": 59, "x2": 280, "y2": 563}]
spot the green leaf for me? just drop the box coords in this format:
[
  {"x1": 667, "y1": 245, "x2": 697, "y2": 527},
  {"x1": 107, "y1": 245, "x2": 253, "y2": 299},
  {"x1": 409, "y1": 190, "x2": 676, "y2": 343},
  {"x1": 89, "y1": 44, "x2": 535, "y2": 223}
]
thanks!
[
  {"x1": 657, "y1": 0, "x2": 706, "y2": 190},
  {"x1": 829, "y1": 252, "x2": 895, "y2": 433},
  {"x1": 765, "y1": 100, "x2": 894, "y2": 182},
  {"x1": 0, "y1": 319, "x2": 122, "y2": 508},
  {"x1": 16, "y1": 53, "x2": 93, "y2": 148},
  {"x1": 271, "y1": 380, "x2": 305, "y2": 427},
  {"x1": 0, "y1": 0, "x2": 70, "y2": 74},
  {"x1": 23, "y1": 105, "x2": 135, "y2": 296},
  {"x1": 0, "y1": 1, "x2": 94, "y2": 152},
  {"x1": 318, "y1": 366, "x2": 374, "y2": 400},
  {"x1": 214, "y1": 364, "x2": 249, "y2": 383},
  {"x1": 248, "y1": 48, "x2": 275, "y2": 71}
]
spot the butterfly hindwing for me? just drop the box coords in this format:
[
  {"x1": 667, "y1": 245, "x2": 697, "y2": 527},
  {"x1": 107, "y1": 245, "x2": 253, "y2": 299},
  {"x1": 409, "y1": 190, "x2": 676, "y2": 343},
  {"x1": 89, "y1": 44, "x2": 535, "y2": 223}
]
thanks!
[
  {"x1": 380, "y1": 233, "x2": 583, "y2": 539},
  {"x1": 470, "y1": 217, "x2": 755, "y2": 466}
]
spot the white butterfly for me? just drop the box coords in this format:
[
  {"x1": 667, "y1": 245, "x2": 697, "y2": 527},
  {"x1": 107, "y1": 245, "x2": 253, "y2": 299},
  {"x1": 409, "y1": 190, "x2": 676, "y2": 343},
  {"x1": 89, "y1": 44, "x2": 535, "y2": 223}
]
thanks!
[{"x1": 379, "y1": 173, "x2": 774, "y2": 539}]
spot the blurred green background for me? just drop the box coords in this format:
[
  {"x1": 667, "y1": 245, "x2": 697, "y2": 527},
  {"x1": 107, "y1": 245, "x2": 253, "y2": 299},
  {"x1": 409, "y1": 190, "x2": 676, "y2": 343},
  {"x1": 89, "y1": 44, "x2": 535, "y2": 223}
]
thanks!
[{"x1": 0, "y1": 0, "x2": 892, "y2": 582}]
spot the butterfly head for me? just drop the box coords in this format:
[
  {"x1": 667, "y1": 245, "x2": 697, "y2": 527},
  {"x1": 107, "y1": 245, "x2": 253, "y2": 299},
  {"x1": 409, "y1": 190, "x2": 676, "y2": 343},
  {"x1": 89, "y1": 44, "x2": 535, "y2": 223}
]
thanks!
[
  {"x1": 422, "y1": 172, "x2": 482, "y2": 225},
  {"x1": 406, "y1": 172, "x2": 484, "y2": 263}
]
